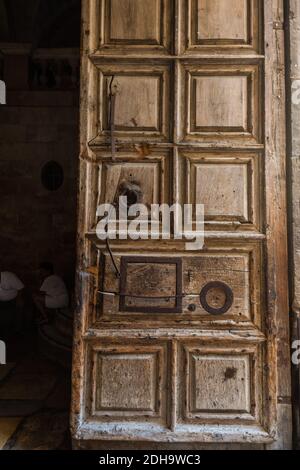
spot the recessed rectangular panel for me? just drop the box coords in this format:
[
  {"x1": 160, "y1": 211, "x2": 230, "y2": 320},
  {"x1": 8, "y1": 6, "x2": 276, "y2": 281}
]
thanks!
[
  {"x1": 94, "y1": 0, "x2": 172, "y2": 54},
  {"x1": 119, "y1": 257, "x2": 183, "y2": 313},
  {"x1": 91, "y1": 62, "x2": 171, "y2": 144},
  {"x1": 96, "y1": 353, "x2": 157, "y2": 411},
  {"x1": 96, "y1": 247, "x2": 260, "y2": 325},
  {"x1": 103, "y1": 162, "x2": 159, "y2": 205},
  {"x1": 194, "y1": 163, "x2": 248, "y2": 219},
  {"x1": 178, "y1": 341, "x2": 262, "y2": 425},
  {"x1": 179, "y1": 152, "x2": 260, "y2": 229},
  {"x1": 193, "y1": 75, "x2": 248, "y2": 130},
  {"x1": 111, "y1": 75, "x2": 160, "y2": 130},
  {"x1": 182, "y1": 0, "x2": 261, "y2": 54},
  {"x1": 109, "y1": 0, "x2": 161, "y2": 43},
  {"x1": 89, "y1": 342, "x2": 168, "y2": 423},
  {"x1": 178, "y1": 63, "x2": 261, "y2": 144},
  {"x1": 191, "y1": 354, "x2": 250, "y2": 413},
  {"x1": 197, "y1": 0, "x2": 249, "y2": 43},
  {"x1": 95, "y1": 151, "x2": 171, "y2": 212}
]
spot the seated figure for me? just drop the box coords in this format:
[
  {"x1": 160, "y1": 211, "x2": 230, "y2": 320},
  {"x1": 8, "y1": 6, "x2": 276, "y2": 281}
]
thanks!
[
  {"x1": 0, "y1": 271, "x2": 25, "y2": 332},
  {"x1": 33, "y1": 262, "x2": 69, "y2": 325}
]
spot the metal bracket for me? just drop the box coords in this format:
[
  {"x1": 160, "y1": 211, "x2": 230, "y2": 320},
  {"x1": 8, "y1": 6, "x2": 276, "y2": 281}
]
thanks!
[{"x1": 119, "y1": 256, "x2": 183, "y2": 314}]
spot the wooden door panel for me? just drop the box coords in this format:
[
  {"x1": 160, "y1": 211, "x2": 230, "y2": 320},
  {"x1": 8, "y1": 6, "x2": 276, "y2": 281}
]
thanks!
[
  {"x1": 119, "y1": 257, "x2": 182, "y2": 313},
  {"x1": 196, "y1": 0, "x2": 249, "y2": 42},
  {"x1": 177, "y1": 63, "x2": 262, "y2": 144},
  {"x1": 81, "y1": 336, "x2": 268, "y2": 443},
  {"x1": 73, "y1": 0, "x2": 291, "y2": 448},
  {"x1": 182, "y1": 0, "x2": 261, "y2": 54},
  {"x1": 109, "y1": 0, "x2": 162, "y2": 43},
  {"x1": 89, "y1": 61, "x2": 172, "y2": 144},
  {"x1": 96, "y1": 247, "x2": 260, "y2": 326},
  {"x1": 88, "y1": 341, "x2": 169, "y2": 425},
  {"x1": 96, "y1": 151, "x2": 171, "y2": 208},
  {"x1": 189, "y1": 355, "x2": 251, "y2": 413},
  {"x1": 98, "y1": 255, "x2": 182, "y2": 317},
  {"x1": 178, "y1": 151, "x2": 261, "y2": 231},
  {"x1": 178, "y1": 341, "x2": 263, "y2": 425},
  {"x1": 94, "y1": 0, "x2": 172, "y2": 55}
]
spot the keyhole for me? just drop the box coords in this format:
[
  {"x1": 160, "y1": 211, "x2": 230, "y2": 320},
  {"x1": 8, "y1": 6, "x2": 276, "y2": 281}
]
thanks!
[
  {"x1": 123, "y1": 188, "x2": 139, "y2": 207},
  {"x1": 119, "y1": 181, "x2": 142, "y2": 208}
]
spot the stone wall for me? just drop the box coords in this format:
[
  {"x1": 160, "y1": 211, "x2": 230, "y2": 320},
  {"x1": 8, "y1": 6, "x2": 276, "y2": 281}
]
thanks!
[{"x1": 0, "y1": 87, "x2": 79, "y2": 292}]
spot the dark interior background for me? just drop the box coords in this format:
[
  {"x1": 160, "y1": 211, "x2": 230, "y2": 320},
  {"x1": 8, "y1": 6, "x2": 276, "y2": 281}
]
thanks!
[
  {"x1": 0, "y1": 0, "x2": 81, "y2": 293},
  {"x1": 0, "y1": 0, "x2": 81, "y2": 47}
]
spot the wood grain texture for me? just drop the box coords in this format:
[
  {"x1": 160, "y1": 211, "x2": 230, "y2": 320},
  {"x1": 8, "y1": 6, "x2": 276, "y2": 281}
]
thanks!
[
  {"x1": 72, "y1": 0, "x2": 292, "y2": 449},
  {"x1": 197, "y1": 0, "x2": 249, "y2": 42},
  {"x1": 92, "y1": 0, "x2": 172, "y2": 55},
  {"x1": 264, "y1": 0, "x2": 291, "y2": 450},
  {"x1": 89, "y1": 61, "x2": 172, "y2": 144},
  {"x1": 177, "y1": 62, "x2": 262, "y2": 145},
  {"x1": 178, "y1": 151, "x2": 261, "y2": 231},
  {"x1": 181, "y1": 0, "x2": 261, "y2": 55},
  {"x1": 96, "y1": 245, "x2": 261, "y2": 327},
  {"x1": 287, "y1": 0, "x2": 300, "y2": 449}
]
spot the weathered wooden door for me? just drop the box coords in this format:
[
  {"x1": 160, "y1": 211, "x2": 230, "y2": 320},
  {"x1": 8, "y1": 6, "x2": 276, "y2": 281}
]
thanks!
[{"x1": 72, "y1": 0, "x2": 292, "y2": 449}]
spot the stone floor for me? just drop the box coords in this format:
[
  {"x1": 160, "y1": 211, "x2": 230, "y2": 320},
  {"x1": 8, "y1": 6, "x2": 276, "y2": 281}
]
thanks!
[{"x1": 0, "y1": 331, "x2": 71, "y2": 450}]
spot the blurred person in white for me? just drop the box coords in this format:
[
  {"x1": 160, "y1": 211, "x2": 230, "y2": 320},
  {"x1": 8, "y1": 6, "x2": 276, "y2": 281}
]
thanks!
[
  {"x1": 0, "y1": 271, "x2": 25, "y2": 333},
  {"x1": 33, "y1": 262, "x2": 69, "y2": 325}
]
